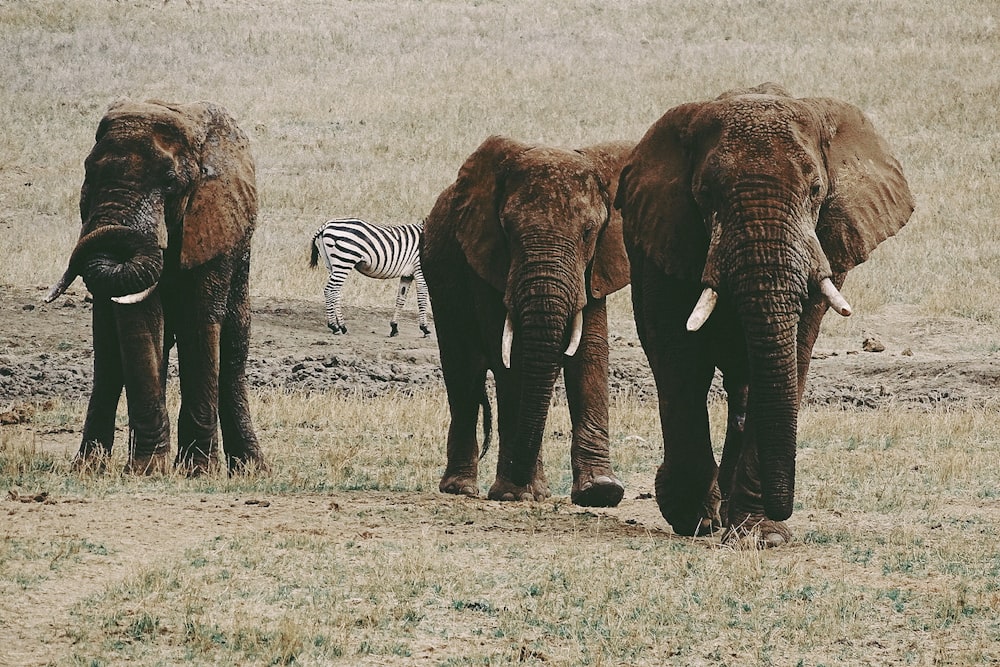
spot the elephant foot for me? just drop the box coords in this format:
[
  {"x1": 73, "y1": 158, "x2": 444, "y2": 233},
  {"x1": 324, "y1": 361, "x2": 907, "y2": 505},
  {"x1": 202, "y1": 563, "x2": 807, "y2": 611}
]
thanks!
[
  {"x1": 176, "y1": 443, "x2": 222, "y2": 477},
  {"x1": 227, "y1": 451, "x2": 269, "y2": 476},
  {"x1": 571, "y1": 474, "x2": 625, "y2": 508},
  {"x1": 488, "y1": 477, "x2": 551, "y2": 502},
  {"x1": 125, "y1": 450, "x2": 170, "y2": 476},
  {"x1": 440, "y1": 472, "x2": 479, "y2": 497},
  {"x1": 655, "y1": 472, "x2": 723, "y2": 537},
  {"x1": 73, "y1": 440, "x2": 113, "y2": 473},
  {"x1": 721, "y1": 512, "x2": 792, "y2": 549},
  {"x1": 177, "y1": 455, "x2": 215, "y2": 477},
  {"x1": 72, "y1": 448, "x2": 112, "y2": 474}
]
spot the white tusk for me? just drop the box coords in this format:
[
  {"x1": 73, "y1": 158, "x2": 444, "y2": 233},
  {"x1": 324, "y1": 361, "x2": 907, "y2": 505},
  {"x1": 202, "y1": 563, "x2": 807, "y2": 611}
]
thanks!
[
  {"x1": 111, "y1": 282, "x2": 158, "y2": 305},
  {"x1": 686, "y1": 287, "x2": 718, "y2": 332},
  {"x1": 820, "y1": 278, "x2": 852, "y2": 317},
  {"x1": 563, "y1": 310, "x2": 584, "y2": 357},
  {"x1": 501, "y1": 314, "x2": 514, "y2": 369}
]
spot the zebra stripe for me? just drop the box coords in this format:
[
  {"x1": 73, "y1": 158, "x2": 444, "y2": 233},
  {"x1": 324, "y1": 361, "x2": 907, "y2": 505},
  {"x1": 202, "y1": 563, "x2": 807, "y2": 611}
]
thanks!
[{"x1": 309, "y1": 217, "x2": 431, "y2": 337}]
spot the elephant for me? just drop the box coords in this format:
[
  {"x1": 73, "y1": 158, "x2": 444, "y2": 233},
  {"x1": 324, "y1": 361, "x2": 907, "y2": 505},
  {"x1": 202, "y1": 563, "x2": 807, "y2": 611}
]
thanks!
[
  {"x1": 44, "y1": 99, "x2": 266, "y2": 476},
  {"x1": 422, "y1": 135, "x2": 634, "y2": 507},
  {"x1": 616, "y1": 83, "x2": 914, "y2": 546}
]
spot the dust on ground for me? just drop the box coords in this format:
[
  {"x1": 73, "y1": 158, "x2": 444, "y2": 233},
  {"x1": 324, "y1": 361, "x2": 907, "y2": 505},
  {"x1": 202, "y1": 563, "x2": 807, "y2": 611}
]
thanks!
[
  {"x1": 2, "y1": 283, "x2": 998, "y2": 410},
  {"x1": 1, "y1": 283, "x2": 999, "y2": 665}
]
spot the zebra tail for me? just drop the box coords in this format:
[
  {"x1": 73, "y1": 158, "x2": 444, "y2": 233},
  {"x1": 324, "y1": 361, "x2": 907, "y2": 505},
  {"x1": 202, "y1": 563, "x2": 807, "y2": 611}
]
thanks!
[
  {"x1": 479, "y1": 385, "x2": 493, "y2": 460},
  {"x1": 308, "y1": 234, "x2": 319, "y2": 268}
]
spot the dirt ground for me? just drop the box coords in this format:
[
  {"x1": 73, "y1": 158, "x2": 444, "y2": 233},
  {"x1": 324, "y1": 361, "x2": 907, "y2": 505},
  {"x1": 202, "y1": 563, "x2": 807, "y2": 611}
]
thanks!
[
  {"x1": 2, "y1": 283, "x2": 999, "y2": 665},
  {"x1": 3, "y1": 283, "x2": 998, "y2": 410}
]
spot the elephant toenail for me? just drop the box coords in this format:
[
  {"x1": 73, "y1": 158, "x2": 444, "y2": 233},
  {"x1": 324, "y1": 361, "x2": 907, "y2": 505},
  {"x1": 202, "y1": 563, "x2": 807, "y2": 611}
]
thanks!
[
  {"x1": 593, "y1": 475, "x2": 624, "y2": 489},
  {"x1": 764, "y1": 532, "x2": 786, "y2": 547}
]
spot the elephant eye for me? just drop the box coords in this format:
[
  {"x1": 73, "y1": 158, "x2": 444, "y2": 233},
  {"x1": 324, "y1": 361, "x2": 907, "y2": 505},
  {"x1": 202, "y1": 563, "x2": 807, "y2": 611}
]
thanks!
[
  {"x1": 809, "y1": 181, "x2": 822, "y2": 198},
  {"x1": 163, "y1": 170, "x2": 180, "y2": 193}
]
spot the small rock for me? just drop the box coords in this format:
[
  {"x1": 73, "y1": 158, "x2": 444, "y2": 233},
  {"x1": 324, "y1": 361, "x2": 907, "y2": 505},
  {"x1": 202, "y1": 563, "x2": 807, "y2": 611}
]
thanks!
[
  {"x1": 862, "y1": 336, "x2": 885, "y2": 353},
  {"x1": 901, "y1": 348, "x2": 913, "y2": 356},
  {"x1": 0, "y1": 405, "x2": 35, "y2": 425}
]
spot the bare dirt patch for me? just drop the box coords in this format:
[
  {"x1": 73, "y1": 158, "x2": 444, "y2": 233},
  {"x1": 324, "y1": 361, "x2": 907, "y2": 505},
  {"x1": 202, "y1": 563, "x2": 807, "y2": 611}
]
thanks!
[
  {"x1": 2, "y1": 283, "x2": 998, "y2": 665},
  {"x1": 2, "y1": 284, "x2": 997, "y2": 409}
]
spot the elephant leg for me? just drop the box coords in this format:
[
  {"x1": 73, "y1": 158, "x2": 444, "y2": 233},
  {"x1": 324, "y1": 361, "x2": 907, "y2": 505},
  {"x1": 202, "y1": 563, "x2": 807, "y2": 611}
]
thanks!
[
  {"x1": 115, "y1": 298, "x2": 170, "y2": 475},
  {"x1": 174, "y1": 321, "x2": 222, "y2": 475},
  {"x1": 795, "y1": 273, "x2": 844, "y2": 402},
  {"x1": 435, "y1": 287, "x2": 489, "y2": 497},
  {"x1": 720, "y1": 425, "x2": 793, "y2": 548},
  {"x1": 219, "y1": 274, "x2": 266, "y2": 474},
  {"x1": 487, "y1": 364, "x2": 552, "y2": 502},
  {"x1": 634, "y1": 268, "x2": 720, "y2": 535},
  {"x1": 563, "y1": 300, "x2": 624, "y2": 508},
  {"x1": 712, "y1": 310, "x2": 750, "y2": 526},
  {"x1": 76, "y1": 299, "x2": 124, "y2": 471},
  {"x1": 717, "y1": 376, "x2": 748, "y2": 525}
]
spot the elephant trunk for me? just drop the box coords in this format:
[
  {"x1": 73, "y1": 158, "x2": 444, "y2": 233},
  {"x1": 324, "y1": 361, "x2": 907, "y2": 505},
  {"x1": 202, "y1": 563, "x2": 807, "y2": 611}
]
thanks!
[
  {"x1": 723, "y1": 212, "x2": 810, "y2": 521},
  {"x1": 739, "y1": 306, "x2": 801, "y2": 520},
  {"x1": 46, "y1": 193, "x2": 166, "y2": 304},
  {"x1": 505, "y1": 271, "x2": 578, "y2": 487},
  {"x1": 82, "y1": 224, "x2": 164, "y2": 300}
]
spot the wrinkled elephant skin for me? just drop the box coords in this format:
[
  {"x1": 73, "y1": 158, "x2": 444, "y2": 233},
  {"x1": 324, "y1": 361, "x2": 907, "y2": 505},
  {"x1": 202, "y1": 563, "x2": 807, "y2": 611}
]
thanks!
[
  {"x1": 46, "y1": 99, "x2": 266, "y2": 476},
  {"x1": 617, "y1": 84, "x2": 914, "y2": 546},
  {"x1": 423, "y1": 136, "x2": 634, "y2": 507}
]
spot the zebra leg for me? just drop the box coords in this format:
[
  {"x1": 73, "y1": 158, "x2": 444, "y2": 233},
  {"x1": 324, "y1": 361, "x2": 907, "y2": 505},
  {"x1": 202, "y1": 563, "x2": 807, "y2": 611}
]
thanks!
[
  {"x1": 414, "y1": 267, "x2": 432, "y2": 337},
  {"x1": 390, "y1": 276, "x2": 413, "y2": 337},
  {"x1": 325, "y1": 269, "x2": 350, "y2": 334}
]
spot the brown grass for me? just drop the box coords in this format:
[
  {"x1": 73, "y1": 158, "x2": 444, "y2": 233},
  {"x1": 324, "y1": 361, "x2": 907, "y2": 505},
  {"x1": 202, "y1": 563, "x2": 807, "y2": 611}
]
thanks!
[{"x1": 2, "y1": 1, "x2": 999, "y2": 665}]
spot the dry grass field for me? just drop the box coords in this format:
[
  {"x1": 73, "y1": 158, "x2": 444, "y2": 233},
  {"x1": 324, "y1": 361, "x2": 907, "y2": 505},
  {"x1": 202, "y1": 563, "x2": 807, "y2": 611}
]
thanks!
[{"x1": 1, "y1": 0, "x2": 999, "y2": 665}]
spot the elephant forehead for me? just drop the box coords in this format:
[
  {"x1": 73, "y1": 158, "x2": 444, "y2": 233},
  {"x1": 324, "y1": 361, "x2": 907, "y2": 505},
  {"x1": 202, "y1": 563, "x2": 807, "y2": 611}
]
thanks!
[
  {"x1": 705, "y1": 99, "x2": 820, "y2": 175},
  {"x1": 517, "y1": 158, "x2": 597, "y2": 190},
  {"x1": 100, "y1": 101, "x2": 205, "y2": 148},
  {"x1": 504, "y1": 169, "x2": 602, "y2": 214},
  {"x1": 714, "y1": 97, "x2": 810, "y2": 146}
]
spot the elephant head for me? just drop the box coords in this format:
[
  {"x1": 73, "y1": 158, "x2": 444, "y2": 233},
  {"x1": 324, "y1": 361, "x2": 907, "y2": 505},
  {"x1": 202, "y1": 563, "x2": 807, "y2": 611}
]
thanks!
[
  {"x1": 47, "y1": 99, "x2": 256, "y2": 304},
  {"x1": 618, "y1": 84, "x2": 914, "y2": 521},
  {"x1": 45, "y1": 99, "x2": 259, "y2": 474},
  {"x1": 445, "y1": 135, "x2": 632, "y2": 489}
]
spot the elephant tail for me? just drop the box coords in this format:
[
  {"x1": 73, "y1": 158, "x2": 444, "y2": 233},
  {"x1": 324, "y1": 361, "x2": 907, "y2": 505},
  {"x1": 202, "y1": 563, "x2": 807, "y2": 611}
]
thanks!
[{"x1": 479, "y1": 385, "x2": 493, "y2": 460}]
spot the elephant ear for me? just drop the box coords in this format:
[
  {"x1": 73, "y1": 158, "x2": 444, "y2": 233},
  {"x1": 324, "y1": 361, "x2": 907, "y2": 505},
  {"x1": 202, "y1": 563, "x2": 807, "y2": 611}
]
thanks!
[
  {"x1": 615, "y1": 102, "x2": 709, "y2": 282},
  {"x1": 577, "y1": 141, "x2": 635, "y2": 299},
  {"x1": 453, "y1": 135, "x2": 528, "y2": 292},
  {"x1": 167, "y1": 102, "x2": 258, "y2": 270},
  {"x1": 810, "y1": 98, "x2": 914, "y2": 273}
]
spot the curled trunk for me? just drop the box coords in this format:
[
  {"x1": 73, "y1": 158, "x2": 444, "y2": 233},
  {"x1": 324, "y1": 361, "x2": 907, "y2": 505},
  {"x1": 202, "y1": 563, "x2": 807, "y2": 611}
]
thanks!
[{"x1": 49, "y1": 225, "x2": 164, "y2": 302}]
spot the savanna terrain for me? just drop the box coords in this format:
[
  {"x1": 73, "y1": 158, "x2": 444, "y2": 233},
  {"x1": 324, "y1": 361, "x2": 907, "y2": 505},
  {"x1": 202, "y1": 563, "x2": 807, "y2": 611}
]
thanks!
[{"x1": 1, "y1": 1, "x2": 999, "y2": 665}]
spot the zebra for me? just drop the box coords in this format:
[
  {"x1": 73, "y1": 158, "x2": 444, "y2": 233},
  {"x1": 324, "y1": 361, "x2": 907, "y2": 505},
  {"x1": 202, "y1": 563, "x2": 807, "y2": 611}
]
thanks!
[{"x1": 309, "y1": 217, "x2": 432, "y2": 337}]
